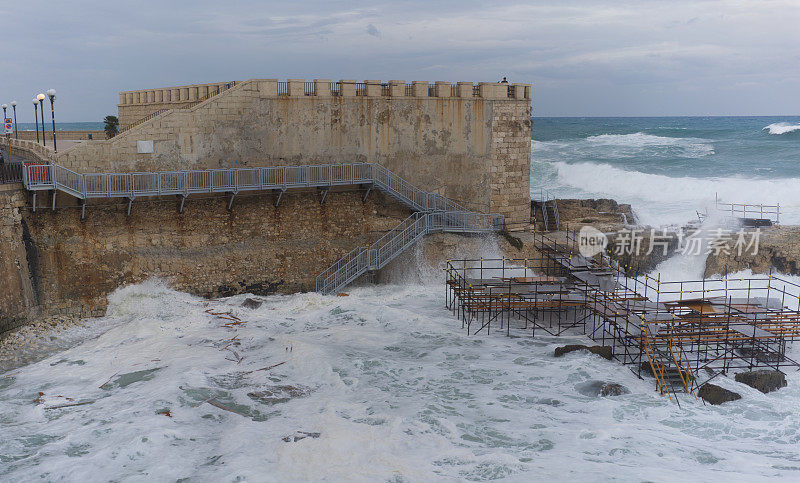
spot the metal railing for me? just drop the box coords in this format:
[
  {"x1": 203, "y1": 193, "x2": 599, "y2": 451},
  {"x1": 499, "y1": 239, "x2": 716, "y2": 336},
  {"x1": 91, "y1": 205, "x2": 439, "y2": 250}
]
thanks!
[
  {"x1": 381, "y1": 84, "x2": 390, "y2": 96},
  {"x1": 451, "y1": 84, "x2": 459, "y2": 97},
  {"x1": 277, "y1": 82, "x2": 289, "y2": 96},
  {"x1": 715, "y1": 194, "x2": 780, "y2": 224},
  {"x1": 405, "y1": 84, "x2": 414, "y2": 96},
  {"x1": 331, "y1": 82, "x2": 341, "y2": 96},
  {"x1": 23, "y1": 162, "x2": 480, "y2": 218},
  {"x1": 304, "y1": 82, "x2": 315, "y2": 95},
  {"x1": 0, "y1": 162, "x2": 24, "y2": 184},
  {"x1": 472, "y1": 85, "x2": 480, "y2": 97},
  {"x1": 355, "y1": 83, "x2": 367, "y2": 96}
]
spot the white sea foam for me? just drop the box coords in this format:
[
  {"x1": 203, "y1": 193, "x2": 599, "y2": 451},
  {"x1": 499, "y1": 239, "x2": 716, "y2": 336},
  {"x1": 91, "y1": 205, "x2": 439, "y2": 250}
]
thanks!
[
  {"x1": 536, "y1": 160, "x2": 800, "y2": 226},
  {"x1": 534, "y1": 133, "x2": 715, "y2": 159},
  {"x1": 4, "y1": 278, "x2": 800, "y2": 480},
  {"x1": 763, "y1": 122, "x2": 800, "y2": 135}
]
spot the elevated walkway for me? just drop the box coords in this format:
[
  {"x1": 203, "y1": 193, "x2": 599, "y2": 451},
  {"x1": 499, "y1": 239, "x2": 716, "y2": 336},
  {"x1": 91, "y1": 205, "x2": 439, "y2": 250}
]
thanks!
[{"x1": 20, "y1": 162, "x2": 504, "y2": 296}]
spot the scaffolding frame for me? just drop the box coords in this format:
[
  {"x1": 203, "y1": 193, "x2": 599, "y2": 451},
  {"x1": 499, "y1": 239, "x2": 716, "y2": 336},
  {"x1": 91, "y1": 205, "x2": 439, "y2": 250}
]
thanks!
[{"x1": 445, "y1": 228, "x2": 800, "y2": 402}]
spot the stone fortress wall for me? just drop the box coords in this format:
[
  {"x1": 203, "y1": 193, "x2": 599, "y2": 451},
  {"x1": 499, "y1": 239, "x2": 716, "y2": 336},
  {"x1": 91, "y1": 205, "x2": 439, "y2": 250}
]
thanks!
[
  {"x1": 1, "y1": 77, "x2": 533, "y2": 334},
  {"x1": 58, "y1": 78, "x2": 532, "y2": 225}
]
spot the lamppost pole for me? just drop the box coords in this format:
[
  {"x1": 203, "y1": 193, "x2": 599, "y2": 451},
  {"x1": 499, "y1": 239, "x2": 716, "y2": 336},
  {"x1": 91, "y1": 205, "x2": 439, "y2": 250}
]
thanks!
[
  {"x1": 47, "y1": 89, "x2": 56, "y2": 152},
  {"x1": 37, "y1": 94, "x2": 46, "y2": 147},
  {"x1": 10, "y1": 101, "x2": 17, "y2": 139},
  {"x1": 33, "y1": 99, "x2": 39, "y2": 143}
]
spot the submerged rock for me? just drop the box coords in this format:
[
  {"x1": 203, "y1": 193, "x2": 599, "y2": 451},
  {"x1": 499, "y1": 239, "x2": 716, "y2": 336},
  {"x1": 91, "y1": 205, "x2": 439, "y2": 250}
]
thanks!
[
  {"x1": 697, "y1": 383, "x2": 741, "y2": 405},
  {"x1": 599, "y1": 383, "x2": 628, "y2": 397},
  {"x1": 248, "y1": 385, "x2": 312, "y2": 404},
  {"x1": 241, "y1": 298, "x2": 263, "y2": 310},
  {"x1": 734, "y1": 370, "x2": 787, "y2": 394},
  {"x1": 282, "y1": 431, "x2": 321, "y2": 443},
  {"x1": 554, "y1": 344, "x2": 613, "y2": 360},
  {"x1": 576, "y1": 380, "x2": 629, "y2": 397}
]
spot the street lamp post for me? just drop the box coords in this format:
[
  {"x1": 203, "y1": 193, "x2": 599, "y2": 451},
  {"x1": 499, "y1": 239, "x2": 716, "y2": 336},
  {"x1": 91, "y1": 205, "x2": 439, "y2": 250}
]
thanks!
[
  {"x1": 36, "y1": 93, "x2": 46, "y2": 147},
  {"x1": 47, "y1": 89, "x2": 56, "y2": 152},
  {"x1": 10, "y1": 101, "x2": 17, "y2": 139},
  {"x1": 1, "y1": 104, "x2": 7, "y2": 164},
  {"x1": 33, "y1": 99, "x2": 39, "y2": 143}
]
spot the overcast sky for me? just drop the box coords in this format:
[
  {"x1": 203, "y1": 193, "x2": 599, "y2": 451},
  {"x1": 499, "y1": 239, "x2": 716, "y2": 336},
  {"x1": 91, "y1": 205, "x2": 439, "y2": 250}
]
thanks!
[{"x1": 1, "y1": 0, "x2": 798, "y2": 121}]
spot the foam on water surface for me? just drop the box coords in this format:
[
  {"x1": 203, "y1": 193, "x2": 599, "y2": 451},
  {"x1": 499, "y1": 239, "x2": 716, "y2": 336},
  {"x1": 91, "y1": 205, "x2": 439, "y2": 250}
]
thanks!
[{"x1": 3, "y1": 278, "x2": 800, "y2": 480}]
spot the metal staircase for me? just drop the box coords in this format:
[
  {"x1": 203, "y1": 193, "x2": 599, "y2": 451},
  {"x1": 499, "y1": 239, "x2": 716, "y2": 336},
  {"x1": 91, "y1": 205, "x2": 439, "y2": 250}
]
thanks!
[
  {"x1": 20, "y1": 162, "x2": 505, "y2": 295},
  {"x1": 315, "y1": 211, "x2": 502, "y2": 294},
  {"x1": 532, "y1": 188, "x2": 559, "y2": 231},
  {"x1": 642, "y1": 325, "x2": 696, "y2": 401}
]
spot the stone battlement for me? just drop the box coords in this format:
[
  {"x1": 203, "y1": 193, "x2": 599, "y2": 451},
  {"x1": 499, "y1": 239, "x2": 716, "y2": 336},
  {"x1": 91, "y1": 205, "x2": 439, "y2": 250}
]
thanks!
[
  {"x1": 116, "y1": 79, "x2": 530, "y2": 131},
  {"x1": 118, "y1": 79, "x2": 529, "y2": 105}
]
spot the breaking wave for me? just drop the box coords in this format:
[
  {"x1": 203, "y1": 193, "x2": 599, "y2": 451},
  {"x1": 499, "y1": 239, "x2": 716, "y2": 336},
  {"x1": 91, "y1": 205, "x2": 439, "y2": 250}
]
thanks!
[
  {"x1": 534, "y1": 133, "x2": 714, "y2": 159},
  {"x1": 763, "y1": 122, "x2": 800, "y2": 135},
  {"x1": 539, "y1": 160, "x2": 800, "y2": 226}
]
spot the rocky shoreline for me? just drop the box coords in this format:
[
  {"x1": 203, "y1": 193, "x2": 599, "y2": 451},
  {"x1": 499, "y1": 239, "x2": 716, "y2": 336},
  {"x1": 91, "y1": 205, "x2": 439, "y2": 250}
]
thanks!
[{"x1": 552, "y1": 197, "x2": 800, "y2": 280}]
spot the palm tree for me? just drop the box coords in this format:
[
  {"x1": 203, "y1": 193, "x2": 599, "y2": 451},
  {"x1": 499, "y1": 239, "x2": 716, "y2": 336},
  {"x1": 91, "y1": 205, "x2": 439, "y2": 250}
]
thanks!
[{"x1": 104, "y1": 115, "x2": 119, "y2": 138}]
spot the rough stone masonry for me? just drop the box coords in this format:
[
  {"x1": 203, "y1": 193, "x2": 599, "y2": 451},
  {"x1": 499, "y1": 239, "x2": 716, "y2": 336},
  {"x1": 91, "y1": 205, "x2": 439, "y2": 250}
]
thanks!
[{"x1": 1, "y1": 78, "x2": 533, "y2": 333}]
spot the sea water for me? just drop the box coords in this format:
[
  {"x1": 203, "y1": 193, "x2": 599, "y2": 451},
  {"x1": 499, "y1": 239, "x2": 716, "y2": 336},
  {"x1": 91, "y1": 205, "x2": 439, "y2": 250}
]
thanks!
[
  {"x1": 2, "y1": 276, "x2": 800, "y2": 481},
  {"x1": 3, "y1": 117, "x2": 800, "y2": 480},
  {"x1": 531, "y1": 117, "x2": 800, "y2": 226}
]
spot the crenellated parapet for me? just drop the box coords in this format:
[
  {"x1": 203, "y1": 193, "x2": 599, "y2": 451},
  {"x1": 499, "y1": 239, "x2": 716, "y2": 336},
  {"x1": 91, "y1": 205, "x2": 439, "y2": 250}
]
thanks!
[
  {"x1": 118, "y1": 79, "x2": 529, "y2": 104},
  {"x1": 117, "y1": 79, "x2": 530, "y2": 129},
  {"x1": 118, "y1": 81, "x2": 239, "y2": 106}
]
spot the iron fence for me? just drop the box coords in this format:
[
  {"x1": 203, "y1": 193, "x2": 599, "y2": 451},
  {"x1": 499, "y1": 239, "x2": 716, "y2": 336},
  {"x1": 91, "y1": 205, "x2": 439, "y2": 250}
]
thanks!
[
  {"x1": 355, "y1": 83, "x2": 367, "y2": 96},
  {"x1": 0, "y1": 162, "x2": 24, "y2": 184},
  {"x1": 304, "y1": 81, "x2": 315, "y2": 96},
  {"x1": 331, "y1": 82, "x2": 342, "y2": 96},
  {"x1": 277, "y1": 82, "x2": 289, "y2": 96},
  {"x1": 405, "y1": 84, "x2": 414, "y2": 96}
]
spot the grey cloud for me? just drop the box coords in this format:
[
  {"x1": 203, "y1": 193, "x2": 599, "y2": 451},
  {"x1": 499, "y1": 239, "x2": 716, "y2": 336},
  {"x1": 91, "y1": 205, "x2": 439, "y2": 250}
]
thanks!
[{"x1": 1, "y1": 0, "x2": 798, "y2": 120}]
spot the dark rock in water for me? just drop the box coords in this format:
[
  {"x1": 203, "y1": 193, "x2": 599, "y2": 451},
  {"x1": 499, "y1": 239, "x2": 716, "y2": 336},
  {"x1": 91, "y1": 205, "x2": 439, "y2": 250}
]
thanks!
[
  {"x1": 554, "y1": 344, "x2": 613, "y2": 360},
  {"x1": 576, "y1": 380, "x2": 629, "y2": 397},
  {"x1": 735, "y1": 370, "x2": 787, "y2": 394},
  {"x1": 697, "y1": 383, "x2": 741, "y2": 405},
  {"x1": 599, "y1": 383, "x2": 628, "y2": 397},
  {"x1": 282, "y1": 431, "x2": 321, "y2": 443},
  {"x1": 241, "y1": 297, "x2": 263, "y2": 309},
  {"x1": 248, "y1": 385, "x2": 312, "y2": 404}
]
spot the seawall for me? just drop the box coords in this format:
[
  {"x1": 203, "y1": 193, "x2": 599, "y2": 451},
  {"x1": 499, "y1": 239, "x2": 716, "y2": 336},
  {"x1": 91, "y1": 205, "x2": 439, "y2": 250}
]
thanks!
[{"x1": 0, "y1": 185, "x2": 410, "y2": 333}]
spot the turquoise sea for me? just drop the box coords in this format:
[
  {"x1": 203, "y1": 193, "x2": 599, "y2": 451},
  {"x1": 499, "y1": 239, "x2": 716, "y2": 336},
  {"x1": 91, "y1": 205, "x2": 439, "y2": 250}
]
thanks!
[
  {"x1": 13, "y1": 122, "x2": 104, "y2": 131},
  {"x1": 531, "y1": 117, "x2": 800, "y2": 225}
]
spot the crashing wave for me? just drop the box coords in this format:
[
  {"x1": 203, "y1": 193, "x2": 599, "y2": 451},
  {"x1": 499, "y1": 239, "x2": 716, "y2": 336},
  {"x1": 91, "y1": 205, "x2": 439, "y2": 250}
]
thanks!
[
  {"x1": 763, "y1": 122, "x2": 800, "y2": 135},
  {"x1": 533, "y1": 132, "x2": 714, "y2": 159},
  {"x1": 533, "y1": 160, "x2": 800, "y2": 226}
]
